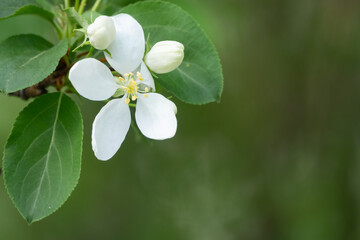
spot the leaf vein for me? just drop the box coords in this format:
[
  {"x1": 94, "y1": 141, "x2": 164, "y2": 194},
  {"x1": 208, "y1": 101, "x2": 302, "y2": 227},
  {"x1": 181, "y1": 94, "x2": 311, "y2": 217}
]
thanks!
[{"x1": 28, "y1": 93, "x2": 63, "y2": 216}]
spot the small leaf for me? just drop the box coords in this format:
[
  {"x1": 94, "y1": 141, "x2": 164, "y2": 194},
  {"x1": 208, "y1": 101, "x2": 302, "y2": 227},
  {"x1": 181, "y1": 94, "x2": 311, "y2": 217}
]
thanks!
[
  {"x1": 3, "y1": 92, "x2": 83, "y2": 223},
  {"x1": 120, "y1": 1, "x2": 224, "y2": 105},
  {"x1": 0, "y1": 34, "x2": 68, "y2": 93},
  {"x1": 65, "y1": 7, "x2": 89, "y2": 29},
  {"x1": 0, "y1": 0, "x2": 54, "y2": 23}
]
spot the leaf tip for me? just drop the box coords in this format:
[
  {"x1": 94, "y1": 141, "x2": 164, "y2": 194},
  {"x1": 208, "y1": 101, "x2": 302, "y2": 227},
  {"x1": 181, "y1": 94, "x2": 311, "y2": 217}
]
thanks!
[{"x1": 25, "y1": 215, "x2": 34, "y2": 225}]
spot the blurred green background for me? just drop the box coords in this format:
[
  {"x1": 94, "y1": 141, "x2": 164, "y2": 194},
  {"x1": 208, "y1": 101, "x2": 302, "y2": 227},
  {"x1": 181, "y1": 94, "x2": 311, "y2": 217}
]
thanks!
[{"x1": 1, "y1": 0, "x2": 360, "y2": 239}]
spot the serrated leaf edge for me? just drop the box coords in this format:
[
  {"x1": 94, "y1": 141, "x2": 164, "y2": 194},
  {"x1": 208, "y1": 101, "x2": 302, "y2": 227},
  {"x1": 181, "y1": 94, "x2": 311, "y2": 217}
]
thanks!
[
  {"x1": 120, "y1": 0, "x2": 224, "y2": 105},
  {"x1": 2, "y1": 92, "x2": 84, "y2": 224},
  {"x1": 0, "y1": 35, "x2": 68, "y2": 94}
]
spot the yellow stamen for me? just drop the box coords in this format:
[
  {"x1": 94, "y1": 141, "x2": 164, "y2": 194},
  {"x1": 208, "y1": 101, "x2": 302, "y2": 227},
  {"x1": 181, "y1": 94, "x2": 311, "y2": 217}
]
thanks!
[
  {"x1": 136, "y1": 71, "x2": 144, "y2": 81},
  {"x1": 118, "y1": 77, "x2": 125, "y2": 82},
  {"x1": 143, "y1": 94, "x2": 148, "y2": 98},
  {"x1": 121, "y1": 72, "x2": 145, "y2": 99},
  {"x1": 145, "y1": 87, "x2": 149, "y2": 92}
]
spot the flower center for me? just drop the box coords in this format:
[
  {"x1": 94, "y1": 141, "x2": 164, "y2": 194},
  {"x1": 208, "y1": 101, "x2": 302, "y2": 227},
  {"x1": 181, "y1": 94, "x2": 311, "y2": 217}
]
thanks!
[{"x1": 117, "y1": 72, "x2": 149, "y2": 104}]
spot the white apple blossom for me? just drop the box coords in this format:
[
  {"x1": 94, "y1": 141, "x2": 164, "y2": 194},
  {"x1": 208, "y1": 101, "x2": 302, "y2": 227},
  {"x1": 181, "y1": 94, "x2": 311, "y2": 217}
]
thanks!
[
  {"x1": 69, "y1": 14, "x2": 178, "y2": 161},
  {"x1": 87, "y1": 16, "x2": 116, "y2": 50},
  {"x1": 144, "y1": 41, "x2": 185, "y2": 74}
]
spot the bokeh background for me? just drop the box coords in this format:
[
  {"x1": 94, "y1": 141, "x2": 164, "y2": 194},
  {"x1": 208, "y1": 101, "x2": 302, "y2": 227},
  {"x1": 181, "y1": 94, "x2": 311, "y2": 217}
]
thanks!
[{"x1": 1, "y1": 0, "x2": 360, "y2": 239}]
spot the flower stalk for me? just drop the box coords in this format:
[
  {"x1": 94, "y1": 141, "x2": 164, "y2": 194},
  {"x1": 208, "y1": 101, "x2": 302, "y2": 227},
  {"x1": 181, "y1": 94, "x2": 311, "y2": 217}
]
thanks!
[
  {"x1": 92, "y1": 0, "x2": 102, "y2": 12},
  {"x1": 74, "y1": 0, "x2": 80, "y2": 11},
  {"x1": 78, "y1": 0, "x2": 87, "y2": 15}
]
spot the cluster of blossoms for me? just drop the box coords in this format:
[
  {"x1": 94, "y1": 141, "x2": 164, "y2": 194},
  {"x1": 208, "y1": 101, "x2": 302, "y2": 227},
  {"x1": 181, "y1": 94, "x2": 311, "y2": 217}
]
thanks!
[{"x1": 69, "y1": 14, "x2": 184, "y2": 160}]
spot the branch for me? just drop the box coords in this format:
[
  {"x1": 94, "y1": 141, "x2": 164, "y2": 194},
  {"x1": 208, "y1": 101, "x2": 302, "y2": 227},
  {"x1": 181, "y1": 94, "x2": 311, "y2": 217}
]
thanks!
[
  {"x1": 9, "y1": 58, "x2": 70, "y2": 100},
  {"x1": 8, "y1": 56, "x2": 113, "y2": 100}
]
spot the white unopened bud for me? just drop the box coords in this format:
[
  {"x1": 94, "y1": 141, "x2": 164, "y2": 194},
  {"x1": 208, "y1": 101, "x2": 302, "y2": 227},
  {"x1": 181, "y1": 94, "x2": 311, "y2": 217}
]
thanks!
[
  {"x1": 144, "y1": 41, "x2": 184, "y2": 74},
  {"x1": 87, "y1": 16, "x2": 116, "y2": 50}
]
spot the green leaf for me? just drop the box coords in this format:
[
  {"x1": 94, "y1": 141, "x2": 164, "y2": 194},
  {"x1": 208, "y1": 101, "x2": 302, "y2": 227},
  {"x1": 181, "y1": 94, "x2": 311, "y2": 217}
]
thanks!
[
  {"x1": 3, "y1": 92, "x2": 83, "y2": 224},
  {"x1": 120, "y1": 1, "x2": 223, "y2": 104},
  {"x1": 0, "y1": 0, "x2": 54, "y2": 23},
  {"x1": 65, "y1": 7, "x2": 89, "y2": 29},
  {"x1": 0, "y1": 34, "x2": 68, "y2": 93}
]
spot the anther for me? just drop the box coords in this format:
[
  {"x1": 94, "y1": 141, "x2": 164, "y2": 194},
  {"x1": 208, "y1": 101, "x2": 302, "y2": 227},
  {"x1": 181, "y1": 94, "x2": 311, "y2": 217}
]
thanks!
[{"x1": 136, "y1": 72, "x2": 144, "y2": 81}]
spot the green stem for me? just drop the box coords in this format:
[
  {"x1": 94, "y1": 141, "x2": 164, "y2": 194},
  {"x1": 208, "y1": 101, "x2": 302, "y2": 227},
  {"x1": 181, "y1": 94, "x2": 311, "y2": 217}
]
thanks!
[
  {"x1": 63, "y1": 55, "x2": 71, "y2": 66},
  {"x1": 66, "y1": 21, "x2": 73, "y2": 44},
  {"x1": 64, "y1": 0, "x2": 70, "y2": 8},
  {"x1": 91, "y1": 0, "x2": 102, "y2": 12},
  {"x1": 86, "y1": 46, "x2": 94, "y2": 58},
  {"x1": 78, "y1": 0, "x2": 87, "y2": 15},
  {"x1": 75, "y1": 0, "x2": 80, "y2": 11},
  {"x1": 61, "y1": 85, "x2": 69, "y2": 92},
  {"x1": 53, "y1": 21, "x2": 64, "y2": 39}
]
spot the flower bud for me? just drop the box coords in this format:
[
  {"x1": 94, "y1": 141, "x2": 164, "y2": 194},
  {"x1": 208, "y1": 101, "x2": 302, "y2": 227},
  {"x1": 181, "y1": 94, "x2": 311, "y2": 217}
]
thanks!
[
  {"x1": 144, "y1": 41, "x2": 184, "y2": 74},
  {"x1": 87, "y1": 16, "x2": 116, "y2": 50}
]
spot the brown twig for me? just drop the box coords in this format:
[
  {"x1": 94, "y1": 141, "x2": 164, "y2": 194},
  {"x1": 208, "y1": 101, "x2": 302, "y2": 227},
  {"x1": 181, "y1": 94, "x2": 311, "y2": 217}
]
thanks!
[
  {"x1": 77, "y1": 51, "x2": 89, "y2": 58},
  {"x1": 8, "y1": 55, "x2": 114, "y2": 100},
  {"x1": 9, "y1": 57, "x2": 71, "y2": 100}
]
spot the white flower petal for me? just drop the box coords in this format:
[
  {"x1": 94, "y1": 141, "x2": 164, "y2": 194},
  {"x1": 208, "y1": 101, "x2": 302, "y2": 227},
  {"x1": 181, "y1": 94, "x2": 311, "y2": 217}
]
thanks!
[
  {"x1": 166, "y1": 98, "x2": 177, "y2": 114},
  {"x1": 139, "y1": 61, "x2": 155, "y2": 91},
  {"x1": 135, "y1": 93, "x2": 177, "y2": 140},
  {"x1": 69, "y1": 58, "x2": 118, "y2": 101},
  {"x1": 106, "y1": 14, "x2": 145, "y2": 74},
  {"x1": 92, "y1": 98, "x2": 131, "y2": 160}
]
